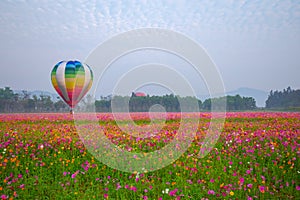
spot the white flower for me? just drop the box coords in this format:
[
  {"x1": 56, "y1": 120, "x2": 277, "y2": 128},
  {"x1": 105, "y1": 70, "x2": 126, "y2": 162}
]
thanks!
[{"x1": 162, "y1": 188, "x2": 169, "y2": 194}]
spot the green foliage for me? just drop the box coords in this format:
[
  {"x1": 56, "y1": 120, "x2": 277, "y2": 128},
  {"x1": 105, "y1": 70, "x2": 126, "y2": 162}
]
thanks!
[
  {"x1": 266, "y1": 87, "x2": 300, "y2": 109},
  {"x1": 202, "y1": 95, "x2": 256, "y2": 111},
  {"x1": 96, "y1": 94, "x2": 201, "y2": 112},
  {"x1": 0, "y1": 87, "x2": 69, "y2": 113}
]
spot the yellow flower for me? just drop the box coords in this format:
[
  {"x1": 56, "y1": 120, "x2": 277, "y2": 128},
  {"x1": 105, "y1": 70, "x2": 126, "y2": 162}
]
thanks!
[{"x1": 230, "y1": 191, "x2": 234, "y2": 196}]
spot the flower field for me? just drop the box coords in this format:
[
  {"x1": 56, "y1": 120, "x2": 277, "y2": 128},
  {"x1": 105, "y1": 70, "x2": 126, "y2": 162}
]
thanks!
[{"x1": 0, "y1": 112, "x2": 299, "y2": 199}]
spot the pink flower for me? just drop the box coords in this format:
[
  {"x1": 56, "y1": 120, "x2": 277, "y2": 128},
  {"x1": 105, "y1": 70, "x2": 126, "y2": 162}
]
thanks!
[
  {"x1": 143, "y1": 196, "x2": 148, "y2": 200},
  {"x1": 247, "y1": 183, "x2": 253, "y2": 189},
  {"x1": 130, "y1": 186, "x2": 137, "y2": 192},
  {"x1": 116, "y1": 183, "x2": 121, "y2": 190},
  {"x1": 208, "y1": 190, "x2": 215, "y2": 195},
  {"x1": 247, "y1": 197, "x2": 253, "y2": 200},
  {"x1": 296, "y1": 186, "x2": 300, "y2": 191}
]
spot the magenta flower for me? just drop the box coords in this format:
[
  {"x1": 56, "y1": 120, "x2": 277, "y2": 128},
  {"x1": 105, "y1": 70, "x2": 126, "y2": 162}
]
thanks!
[
  {"x1": 81, "y1": 161, "x2": 90, "y2": 171},
  {"x1": 259, "y1": 185, "x2": 265, "y2": 193},
  {"x1": 169, "y1": 188, "x2": 178, "y2": 196},
  {"x1": 296, "y1": 186, "x2": 300, "y2": 191},
  {"x1": 239, "y1": 177, "x2": 244, "y2": 185},
  {"x1": 71, "y1": 170, "x2": 79, "y2": 179},
  {"x1": 103, "y1": 193, "x2": 108, "y2": 199},
  {"x1": 0, "y1": 195, "x2": 8, "y2": 200},
  {"x1": 247, "y1": 183, "x2": 253, "y2": 189}
]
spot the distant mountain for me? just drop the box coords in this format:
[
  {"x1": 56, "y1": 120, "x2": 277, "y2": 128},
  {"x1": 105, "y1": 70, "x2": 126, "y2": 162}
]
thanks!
[
  {"x1": 226, "y1": 87, "x2": 268, "y2": 107},
  {"x1": 15, "y1": 90, "x2": 59, "y2": 102}
]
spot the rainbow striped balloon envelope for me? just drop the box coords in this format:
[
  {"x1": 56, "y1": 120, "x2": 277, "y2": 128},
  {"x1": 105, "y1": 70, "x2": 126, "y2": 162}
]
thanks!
[{"x1": 51, "y1": 60, "x2": 93, "y2": 108}]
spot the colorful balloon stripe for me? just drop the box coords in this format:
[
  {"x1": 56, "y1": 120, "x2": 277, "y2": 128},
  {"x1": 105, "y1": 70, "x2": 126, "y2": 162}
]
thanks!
[{"x1": 51, "y1": 60, "x2": 93, "y2": 108}]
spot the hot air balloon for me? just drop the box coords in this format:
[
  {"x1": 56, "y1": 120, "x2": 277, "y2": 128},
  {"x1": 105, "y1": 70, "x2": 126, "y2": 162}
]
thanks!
[{"x1": 51, "y1": 60, "x2": 93, "y2": 113}]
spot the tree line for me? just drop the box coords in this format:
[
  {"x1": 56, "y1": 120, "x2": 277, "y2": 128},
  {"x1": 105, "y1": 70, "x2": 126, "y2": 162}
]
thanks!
[
  {"x1": 96, "y1": 93, "x2": 256, "y2": 112},
  {"x1": 1, "y1": 86, "x2": 299, "y2": 113},
  {"x1": 266, "y1": 87, "x2": 300, "y2": 110},
  {"x1": 0, "y1": 87, "x2": 69, "y2": 113}
]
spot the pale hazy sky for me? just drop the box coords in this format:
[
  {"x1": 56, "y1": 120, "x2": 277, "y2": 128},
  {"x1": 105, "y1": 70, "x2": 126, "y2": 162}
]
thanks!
[{"x1": 0, "y1": 0, "x2": 299, "y2": 95}]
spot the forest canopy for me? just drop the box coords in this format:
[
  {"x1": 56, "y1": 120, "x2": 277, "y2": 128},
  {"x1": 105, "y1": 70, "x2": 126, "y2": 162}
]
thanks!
[{"x1": 0, "y1": 86, "x2": 299, "y2": 113}]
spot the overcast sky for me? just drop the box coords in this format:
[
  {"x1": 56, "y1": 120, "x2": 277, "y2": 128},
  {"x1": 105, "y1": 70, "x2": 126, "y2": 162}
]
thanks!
[{"x1": 0, "y1": 0, "x2": 299, "y2": 95}]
